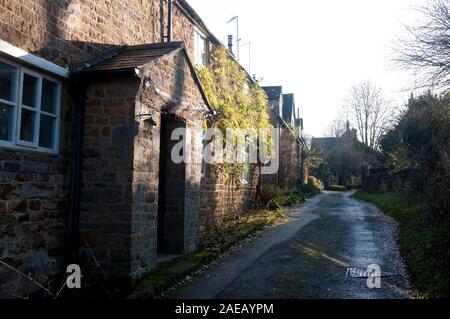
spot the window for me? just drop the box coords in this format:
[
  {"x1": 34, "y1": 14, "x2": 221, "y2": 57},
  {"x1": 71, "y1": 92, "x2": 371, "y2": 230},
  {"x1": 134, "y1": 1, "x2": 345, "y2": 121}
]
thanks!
[
  {"x1": 0, "y1": 61, "x2": 17, "y2": 142},
  {"x1": 0, "y1": 57, "x2": 61, "y2": 153},
  {"x1": 201, "y1": 136, "x2": 207, "y2": 178},
  {"x1": 240, "y1": 143, "x2": 251, "y2": 184},
  {"x1": 194, "y1": 29, "x2": 208, "y2": 67}
]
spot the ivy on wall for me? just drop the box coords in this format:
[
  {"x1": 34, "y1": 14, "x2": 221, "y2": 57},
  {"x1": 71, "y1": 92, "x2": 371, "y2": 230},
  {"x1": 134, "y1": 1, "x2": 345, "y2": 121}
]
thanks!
[
  {"x1": 196, "y1": 46, "x2": 272, "y2": 141},
  {"x1": 195, "y1": 46, "x2": 272, "y2": 184}
]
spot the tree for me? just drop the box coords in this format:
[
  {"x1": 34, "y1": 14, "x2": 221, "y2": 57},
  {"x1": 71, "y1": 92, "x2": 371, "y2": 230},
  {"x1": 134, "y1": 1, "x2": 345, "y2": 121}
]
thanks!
[
  {"x1": 394, "y1": 0, "x2": 450, "y2": 92},
  {"x1": 345, "y1": 81, "x2": 393, "y2": 150},
  {"x1": 380, "y1": 93, "x2": 449, "y2": 220},
  {"x1": 326, "y1": 142, "x2": 363, "y2": 186},
  {"x1": 324, "y1": 114, "x2": 347, "y2": 138}
]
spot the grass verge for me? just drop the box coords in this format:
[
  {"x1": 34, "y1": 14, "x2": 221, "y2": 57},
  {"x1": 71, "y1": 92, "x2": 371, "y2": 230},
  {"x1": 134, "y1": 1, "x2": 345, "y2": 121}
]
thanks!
[
  {"x1": 353, "y1": 192, "x2": 450, "y2": 298},
  {"x1": 130, "y1": 209, "x2": 283, "y2": 298},
  {"x1": 328, "y1": 185, "x2": 347, "y2": 191}
]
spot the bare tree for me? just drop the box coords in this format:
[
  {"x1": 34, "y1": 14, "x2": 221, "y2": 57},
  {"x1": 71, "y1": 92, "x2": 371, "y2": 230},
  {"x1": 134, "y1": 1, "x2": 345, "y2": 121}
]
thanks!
[
  {"x1": 324, "y1": 113, "x2": 347, "y2": 138},
  {"x1": 394, "y1": 0, "x2": 450, "y2": 92},
  {"x1": 345, "y1": 81, "x2": 393, "y2": 149}
]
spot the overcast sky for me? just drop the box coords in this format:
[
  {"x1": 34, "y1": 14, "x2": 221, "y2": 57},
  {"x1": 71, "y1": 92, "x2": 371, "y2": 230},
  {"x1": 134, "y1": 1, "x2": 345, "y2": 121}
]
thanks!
[{"x1": 188, "y1": 0, "x2": 427, "y2": 137}]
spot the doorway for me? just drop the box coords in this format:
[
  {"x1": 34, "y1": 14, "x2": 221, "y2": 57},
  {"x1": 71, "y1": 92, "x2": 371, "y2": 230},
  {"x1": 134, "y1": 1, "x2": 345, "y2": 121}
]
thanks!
[{"x1": 157, "y1": 114, "x2": 186, "y2": 255}]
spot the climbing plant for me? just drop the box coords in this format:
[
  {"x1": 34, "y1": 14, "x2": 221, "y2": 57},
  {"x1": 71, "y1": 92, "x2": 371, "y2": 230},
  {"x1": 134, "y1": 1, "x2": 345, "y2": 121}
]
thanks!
[
  {"x1": 196, "y1": 46, "x2": 273, "y2": 182},
  {"x1": 197, "y1": 47, "x2": 271, "y2": 140}
]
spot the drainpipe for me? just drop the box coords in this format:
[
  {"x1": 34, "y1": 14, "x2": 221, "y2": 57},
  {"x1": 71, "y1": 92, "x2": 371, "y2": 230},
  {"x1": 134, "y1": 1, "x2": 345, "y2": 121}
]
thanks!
[
  {"x1": 167, "y1": 0, "x2": 173, "y2": 42},
  {"x1": 160, "y1": 0, "x2": 165, "y2": 42},
  {"x1": 67, "y1": 79, "x2": 86, "y2": 263},
  {"x1": 161, "y1": 0, "x2": 173, "y2": 42}
]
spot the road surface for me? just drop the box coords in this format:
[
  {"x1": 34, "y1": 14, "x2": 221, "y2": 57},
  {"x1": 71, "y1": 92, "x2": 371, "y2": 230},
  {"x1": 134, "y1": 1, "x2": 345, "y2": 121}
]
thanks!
[{"x1": 169, "y1": 191, "x2": 413, "y2": 299}]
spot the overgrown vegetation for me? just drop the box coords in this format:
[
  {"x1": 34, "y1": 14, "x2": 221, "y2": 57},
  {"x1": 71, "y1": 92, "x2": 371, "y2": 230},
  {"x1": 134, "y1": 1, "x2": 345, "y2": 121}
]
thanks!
[
  {"x1": 357, "y1": 1, "x2": 450, "y2": 298},
  {"x1": 307, "y1": 176, "x2": 323, "y2": 190},
  {"x1": 197, "y1": 46, "x2": 272, "y2": 135},
  {"x1": 196, "y1": 47, "x2": 272, "y2": 182},
  {"x1": 354, "y1": 93, "x2": 449, "y2": 298},
  {"x1": 380, "y1": 93, "x2": 449, "y2": 221},
  {"x1": 259, "y1": 185, "x2": 288, "y2": 210},
  {"x1": 354, "y1": 192, "x2": 450, "y2": 298},
  {"x1": 283, "y1": 191, "x2": 306, "y2": 206},
  {"x1": 258, "y1": 183, "x2": 320, "y2": 210}
]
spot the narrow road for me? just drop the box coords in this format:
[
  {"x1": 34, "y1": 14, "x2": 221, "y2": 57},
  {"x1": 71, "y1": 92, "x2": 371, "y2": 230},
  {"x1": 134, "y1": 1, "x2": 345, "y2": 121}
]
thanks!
[{"x1": 170, "y1": 191, "x2": 413, "y2": 299}]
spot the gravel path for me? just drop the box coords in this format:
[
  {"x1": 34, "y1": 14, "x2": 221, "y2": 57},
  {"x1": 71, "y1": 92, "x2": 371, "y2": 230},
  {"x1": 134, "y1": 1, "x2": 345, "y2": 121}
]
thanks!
[{"x1": 170, "y1": 191, "x2": 413, "y2": 299}]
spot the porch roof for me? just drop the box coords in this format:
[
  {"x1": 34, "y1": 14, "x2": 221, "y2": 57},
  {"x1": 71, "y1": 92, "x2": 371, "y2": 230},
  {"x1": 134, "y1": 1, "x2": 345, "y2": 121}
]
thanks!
[
  {"x1": 72, "y1": 42, "x2": 184, "y2": 74},
  {"x1": 72, "y1": 41, "x2": 214, "y2": 115}
]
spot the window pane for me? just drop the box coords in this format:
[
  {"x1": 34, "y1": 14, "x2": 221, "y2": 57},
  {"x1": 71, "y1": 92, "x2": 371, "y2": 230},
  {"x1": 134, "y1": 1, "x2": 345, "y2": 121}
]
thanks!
[
  {"x1": 0, "y1": 103, "x2": 13, "y2": 141},
  {"x1": 0, "y1": 61, "x2": 16, "y2": 102},
  {"x1": 39, "y1": 114, "x2": 55, "y2": 148},
  {"x1": 22, "y1": 73, "x2": 38, "y2": 108},
  {"x1": 20, "y1": 109, "x2": 35, "y2": 142},
  {"x1": 195, "y1": 31, "x2": 206, "y2": 66},
  {"x1": 41, "y1": 79, "x2": 58, "y2": 114}
]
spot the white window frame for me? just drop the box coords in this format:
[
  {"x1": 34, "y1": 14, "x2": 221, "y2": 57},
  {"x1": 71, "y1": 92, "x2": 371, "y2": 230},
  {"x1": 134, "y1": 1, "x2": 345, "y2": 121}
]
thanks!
[
  {"x1": 0, "y1": 56, "x2": 61, "y2": 154},
  {"x1": 0, "y1": 57, "x2": 19, "y2": 149},
  {"x1": 194, "y1": 28, "x2": 208, "y2": 67},
  {"x1": 240, "y1": 143, "x2": 251, "y2": 185},
  {"x1": 200, "y1": 134, "x2": 207, "y2": 179}
]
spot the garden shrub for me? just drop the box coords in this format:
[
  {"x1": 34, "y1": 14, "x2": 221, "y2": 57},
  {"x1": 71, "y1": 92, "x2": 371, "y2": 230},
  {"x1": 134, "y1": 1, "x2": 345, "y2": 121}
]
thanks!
[
  {"x1": 259, "y1": 185, "x2": 287, "y2": 210},
  {"x1": 308, "y1": 176, "x2": 323, "y2": 190}
]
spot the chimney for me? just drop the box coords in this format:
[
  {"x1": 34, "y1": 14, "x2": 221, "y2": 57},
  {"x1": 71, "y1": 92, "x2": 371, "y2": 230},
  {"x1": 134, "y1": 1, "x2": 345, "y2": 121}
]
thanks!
[{"x1": 228, "y1": 35, "x2": 234, "y2": 55}]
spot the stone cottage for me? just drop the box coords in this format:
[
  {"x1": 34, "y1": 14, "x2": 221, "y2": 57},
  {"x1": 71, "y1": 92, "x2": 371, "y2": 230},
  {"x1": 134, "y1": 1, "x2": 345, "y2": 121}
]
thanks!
[
  {"x1": 71, "y1": 41, "x2": 213, "y2": 280},
  {"x1": 0, "y1": 0, "x2": 307, "y2": 297},
  {"x1": 263, "y1": 86, "x2": 307, "y2": 190}
]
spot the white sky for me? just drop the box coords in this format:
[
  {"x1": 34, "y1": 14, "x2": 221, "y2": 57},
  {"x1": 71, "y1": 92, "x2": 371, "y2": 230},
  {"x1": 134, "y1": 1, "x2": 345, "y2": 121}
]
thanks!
[{"x1": 188, "y1": 0, "x2": 428, "y2": 137}]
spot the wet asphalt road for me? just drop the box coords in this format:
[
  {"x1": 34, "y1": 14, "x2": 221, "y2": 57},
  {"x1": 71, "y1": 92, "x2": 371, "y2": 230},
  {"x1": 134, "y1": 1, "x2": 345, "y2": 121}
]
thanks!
[{"x1": 171, "y1": 191, "x2": 413, "y2": 299}]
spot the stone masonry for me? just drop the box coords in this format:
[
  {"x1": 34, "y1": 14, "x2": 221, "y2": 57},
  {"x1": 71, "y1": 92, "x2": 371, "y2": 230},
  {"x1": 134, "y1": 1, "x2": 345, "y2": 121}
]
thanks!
[
  {"x1": 0, "y1": 0, "x2": 308, "y2": 298},
  {"x1": 199, "y1": 164, "x2": 260, "y2": 235},
  {"x1": 77, "y1": 47, "x2": 208, "y2": 280},
  {"x1": 0, "y1": 0, "x2": 207, "y2": 296},
  {"x1": 0, "y1": 0, "x2": 195, "y2": 67}
]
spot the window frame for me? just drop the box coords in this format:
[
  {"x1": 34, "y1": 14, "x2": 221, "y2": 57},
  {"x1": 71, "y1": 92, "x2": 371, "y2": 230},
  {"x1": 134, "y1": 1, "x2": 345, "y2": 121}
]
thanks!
[
  {"x1": 0, "y1": 56, "x2": 61, "y2": 154},
  {"x1": 0, "y1": 57, "x2": 20, "y2": 148},
  {"x1": 200, "y1": 133, "x2": 208, "y2": 179},
  {"x1": 194, "y1": 28, "x2": 208, "y2": 67},
  {"x1": 240, "y1": 143, "x2": 251, "y2": 185}
]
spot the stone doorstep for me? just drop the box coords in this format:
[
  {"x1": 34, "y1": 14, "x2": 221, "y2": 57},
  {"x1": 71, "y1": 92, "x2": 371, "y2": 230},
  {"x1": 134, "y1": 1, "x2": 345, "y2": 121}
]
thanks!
[{"x1": 156, "y1": 254, "x2": 183, "y2": 265}]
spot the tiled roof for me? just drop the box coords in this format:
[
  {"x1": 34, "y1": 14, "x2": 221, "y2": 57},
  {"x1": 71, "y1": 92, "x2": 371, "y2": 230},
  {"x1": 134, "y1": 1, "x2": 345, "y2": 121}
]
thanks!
[
  {"x1": 262, "y1": 86, "x2": 283, "y2": 100},
  {"x1": 282, "y1": 93, "x2": 295, "y2": 122},
  {"x1": 72, "y1": 41, "x2": 213, "y2": 114},
  {"x1": 311, "y1": 137, "x2": 339, "y2": 151},
  {"x1": 72, "y1": 42, "x2": 184, "y2": 74}
]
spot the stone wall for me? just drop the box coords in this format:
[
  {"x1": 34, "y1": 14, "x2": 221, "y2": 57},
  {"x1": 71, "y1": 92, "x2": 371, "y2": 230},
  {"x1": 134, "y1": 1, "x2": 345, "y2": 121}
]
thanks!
[
  {"x1": 259, "y1": 110, "x2": 280, "y2": 188},
  {"x1": 78, "y1": 76, "x2": 140, "y2": 278},
  {"x1": 0, "y1": 0, "x2": 195, "y2": 67},
  {"x1": 1, "y1": 0, "x2": 294, "y2": 297},
  {"x1": 199, "y1": 164, "x2": 260, "y2": 235},
  {"x1": 259, "y1": 108, "x2": 305, "y2": 192},
  {"x1": 361, "y1": 168, "x2": 423, "y2": 194},
  {"x1": 0, "y1": 83, "x2": 73, "y2": 298},
  {"x1": 279, "y1": 127, "x2": 301, "y2": 191},
  {"x1": 78, "y1": 48, "x2": 207, "y2": 281},
  {"x1": 140, "y1": 49, "x2": 205, "y2": 256},
  {"x1": 133, "y1": 49, "x2": 205, "y2": 271},
  {"x1": 0, "y1": 0, "x2": 204, "y2": 296}
]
